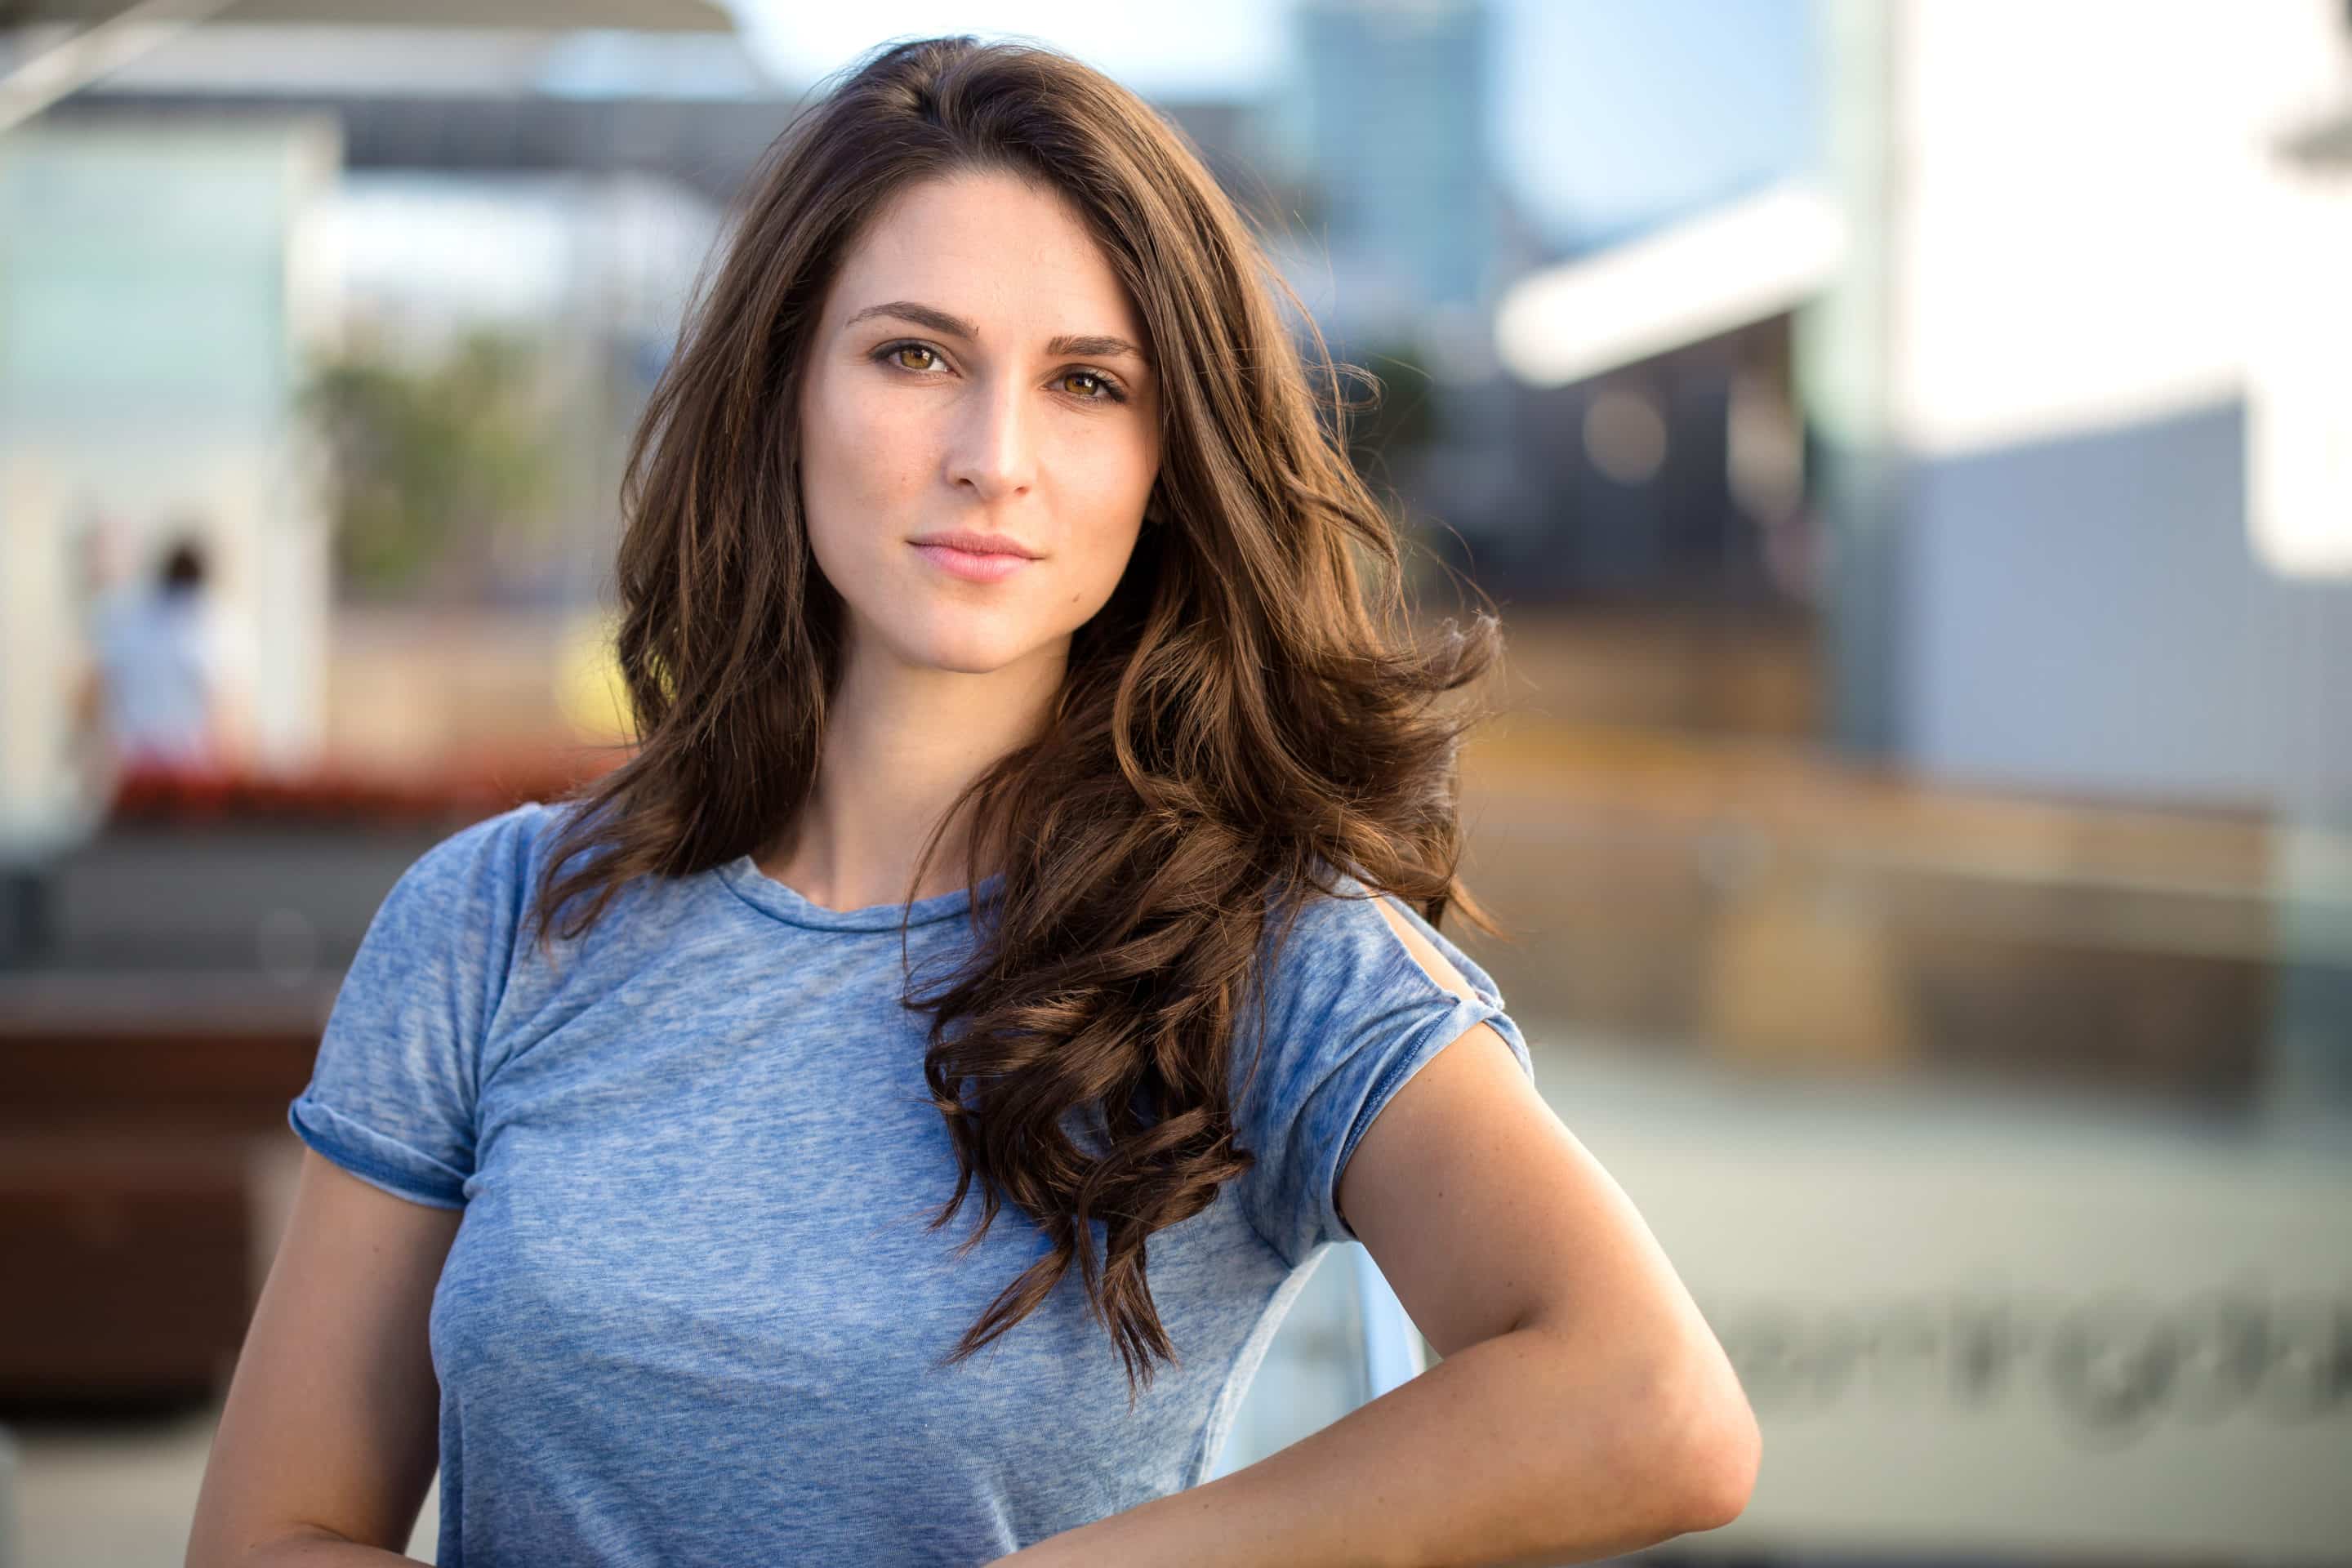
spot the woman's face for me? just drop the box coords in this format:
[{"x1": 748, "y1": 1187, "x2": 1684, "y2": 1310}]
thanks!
[{"x1": 797, "y1": 168, "x2": 1162, "y2": 679}]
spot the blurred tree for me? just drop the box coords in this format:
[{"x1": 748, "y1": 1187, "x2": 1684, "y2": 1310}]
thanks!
[
  {"x1": 298, "y1": 328, "x2": 561, "y2": 602},
  {"x1": 1335, "y1": 338, "x2": 1440, "y2": 497},
  {"x1": 1324, "y1": 338, "x2": 1459, "y2": 601}
]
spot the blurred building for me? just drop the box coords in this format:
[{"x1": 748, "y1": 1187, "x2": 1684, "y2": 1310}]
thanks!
[
  {"x1": 1476, "y1": 3, "x2": 2352, "y2": 1561},
  {"x1": 1801, "y1": 0, "x2": 2352, "y2": 1144},
  {"x1": 1281, "y1": 0, "x2": 1501, "y2": 321},
  {"x1": 1491, "y1": 184, "x2": 1833, "y2": 617},
  {"x1": 1255, "y1": 0, "x2": 1570, "y2": 604},
  {"x1": 1805, "y1": 0, "x2": 2352, "y2": 814},
  {"x1": 1493, "y1": 0, "x2": 2352, "y2": 814},
  {"x1": 0, "y1": 20, "x2": 795, "y2": 840},
  {"x1": 63, "y1": 21, "x2": 795, "y2": 604},
  {"x1": 0, "y1": 107, "x2": 341, "y2": 847}
]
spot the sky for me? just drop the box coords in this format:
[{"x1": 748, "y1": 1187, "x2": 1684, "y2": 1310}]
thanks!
[{"x1": 727, "y1": 0, "x2": 1816, "y2": 244}]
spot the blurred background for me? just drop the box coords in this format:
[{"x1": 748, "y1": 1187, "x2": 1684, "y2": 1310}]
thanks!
[{"x1": 1, "y1": 0, "x2": 2346, "y2": 1563}]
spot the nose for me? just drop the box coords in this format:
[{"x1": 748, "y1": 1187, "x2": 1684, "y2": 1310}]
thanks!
[{"x1": 942, "y1": 368, "x2": 1037, "y2": 503}]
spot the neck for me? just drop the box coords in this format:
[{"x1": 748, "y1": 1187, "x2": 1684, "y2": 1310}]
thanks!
[{"x1": 756, "y1": 634, "x2": 1066, "y2": 913}]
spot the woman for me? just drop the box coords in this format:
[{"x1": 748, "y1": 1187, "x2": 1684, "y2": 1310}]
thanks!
[{"x1": 189, "y1": 35, "x2": 1757, "y2": 1568}]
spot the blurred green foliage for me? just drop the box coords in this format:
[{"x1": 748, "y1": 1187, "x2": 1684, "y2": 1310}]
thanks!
[
  {"x1": 1342, "y1": 338, "x2": 1441, "y2": 484},
  {"x1": 297, "y1": 328, "x2": 560, "y2": 601}
]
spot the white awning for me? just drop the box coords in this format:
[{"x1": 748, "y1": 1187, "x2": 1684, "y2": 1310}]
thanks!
[
  {"x1": 1493, "y1": 181, "x2": 1846, "y2": 389},
  {"x1": 11, "y1": 0, "x2": 732, "y2": 26},
  {"x1": 5, "y1": 0, "x2": 737, "y2": 133}
]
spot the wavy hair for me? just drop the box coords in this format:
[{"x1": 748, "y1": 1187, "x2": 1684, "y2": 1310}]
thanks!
[{"x1": 528, "y1": 33, "x2": 1509, "y2": 1405}]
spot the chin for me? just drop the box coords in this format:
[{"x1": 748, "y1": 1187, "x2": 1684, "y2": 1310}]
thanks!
[{"x1": 890, "y1": 623, "x2": 1039, "y2": 676}]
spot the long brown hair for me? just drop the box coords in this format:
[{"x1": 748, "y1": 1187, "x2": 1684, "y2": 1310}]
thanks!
[{"x1": 529, "y1": 33, "x2": 1508, "y2": 1405}]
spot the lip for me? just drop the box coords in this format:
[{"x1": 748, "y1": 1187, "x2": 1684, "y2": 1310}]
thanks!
[
  {"x1": 909, "y1": 529, "x2": 1041, "y2": 559},
  {"x1": 911, "y1": 541, "x2": 1036, "y2": 584}
]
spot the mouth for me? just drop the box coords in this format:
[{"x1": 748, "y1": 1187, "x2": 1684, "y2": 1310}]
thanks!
[
  {"x1": 909, "y1": 540, "x2": 1037, "y2": 584},
  {"x1": 908, "y1": 530, "x2": 1041, "y2": 559}
]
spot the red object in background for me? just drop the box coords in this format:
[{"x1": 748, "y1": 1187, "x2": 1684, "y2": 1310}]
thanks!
[{"x1": 101, "y1": 746, "x2": 630, "y2": 827}]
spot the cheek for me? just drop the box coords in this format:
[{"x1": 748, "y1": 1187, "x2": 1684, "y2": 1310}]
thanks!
[
  {"x1": 1074, "y1": 446, "x2": 1152, "y2": 559},
  {"x1": 1063, "y1": 516, "x2": 1146, "y2": 608},
  {"x1": 798, "y1": 394, "x2": 888, "y2": 589},
  {"x1": 804, "y1": 376, "x2": 924, "y2": 504},
  {"x1": 1056, "y1": 434, "x2": 1157, "y2": 525}
]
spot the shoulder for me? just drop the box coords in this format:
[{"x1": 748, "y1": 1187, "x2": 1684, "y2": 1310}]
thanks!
[
  {"x1": 1255, "y1": 864, "x2": 1508, "y2": 1019},
  {"x1": 1225, "y1": 863, "x2": 1533, "y2": 1265},
  {"x1": 338, "y1": 802, "x2": 571, "y2": 1054},
  {"x1": 1235, "y1": 861, "x2": 1529, "y2": 1100},
  {"x1": 403, "y1": 799, "x2": 559, "y2": 899},
  {"x1": 368, "y1": 800, "x2": 565, "y2": 959}
]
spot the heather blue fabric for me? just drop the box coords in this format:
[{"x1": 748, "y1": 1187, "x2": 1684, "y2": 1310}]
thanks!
[{"x1": 287, "y1": 799, "x2": 1532, "y2": 1566}]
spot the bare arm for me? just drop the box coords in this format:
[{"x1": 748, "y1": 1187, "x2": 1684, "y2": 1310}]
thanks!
[
  {"x1": 997, "y1": 899, "x2": 1758, "y2": 1567},
  {"x1": 185, "y1": 1149, "x2": 464, "y2": 1566}
]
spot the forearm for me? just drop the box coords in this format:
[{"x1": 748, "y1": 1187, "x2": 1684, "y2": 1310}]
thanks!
[
  {"x1": 1000, "y1": 1323, "x2": 1735, "y2": 1568},
  {"x1": 197, "y1": 1526, "x2": 422, "y2": 1567}
]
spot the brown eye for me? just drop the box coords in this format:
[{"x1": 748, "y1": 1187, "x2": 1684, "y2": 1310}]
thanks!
[
  {"x1": 1057, "y1": 369, "x2": 1129, "y2": 404},
  {"x1": 891, "y1": 345, "x2": 938, "y2": 372}
]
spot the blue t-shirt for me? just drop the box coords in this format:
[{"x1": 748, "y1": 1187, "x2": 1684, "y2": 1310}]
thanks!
[{"x1": 287, "y1": 799, "x2": 1532, "y2": 1566}]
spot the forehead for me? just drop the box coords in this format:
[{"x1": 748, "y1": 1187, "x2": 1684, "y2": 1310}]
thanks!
[{"x1": 827, "y1": 172, "x2": 1146, "y2": 338}]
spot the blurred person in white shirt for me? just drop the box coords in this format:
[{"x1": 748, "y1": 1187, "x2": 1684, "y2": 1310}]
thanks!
[{"x1": 78, "y1": 530, "x2": 245, "y2": 776}]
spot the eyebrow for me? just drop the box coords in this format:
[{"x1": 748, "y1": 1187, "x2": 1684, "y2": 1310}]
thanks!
[{"x1": 844, "y1": 300, "x2": 1153, "y2": 368}]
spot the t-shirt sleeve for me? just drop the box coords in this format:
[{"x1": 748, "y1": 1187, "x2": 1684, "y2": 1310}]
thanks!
[
  {"x1": 287, "y1": 801, "x2": 547, "y2": 1209},
  {"x1": 1230, "y1": 873, "x2": 1535, "y2": 1270}
]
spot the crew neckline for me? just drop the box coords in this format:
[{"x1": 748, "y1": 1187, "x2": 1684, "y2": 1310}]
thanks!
[{"x1": 715, "y1": 853, "x2": 1004, "y2": 932}]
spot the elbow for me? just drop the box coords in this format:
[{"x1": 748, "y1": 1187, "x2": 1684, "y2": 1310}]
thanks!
[
  {"x1": 1668, "y1": 1392, "x2": 1762, "y2": 1535},
  {"x1": 188, "y1": 1520, "x2": 359, "y2": 1568}
]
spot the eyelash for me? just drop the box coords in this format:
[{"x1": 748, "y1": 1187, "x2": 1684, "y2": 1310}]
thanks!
[{"x1": 870, "y1": 340, "x2": 1131, "y2": 405}]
